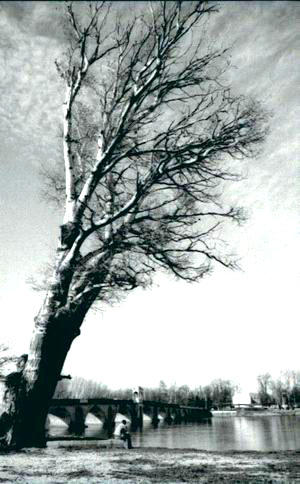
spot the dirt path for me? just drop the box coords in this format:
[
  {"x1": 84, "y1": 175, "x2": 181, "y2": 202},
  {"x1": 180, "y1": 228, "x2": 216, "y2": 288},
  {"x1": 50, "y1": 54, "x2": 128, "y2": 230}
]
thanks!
[{"x1": 1, "y1": 445, "x2": 300, "y2": 483}]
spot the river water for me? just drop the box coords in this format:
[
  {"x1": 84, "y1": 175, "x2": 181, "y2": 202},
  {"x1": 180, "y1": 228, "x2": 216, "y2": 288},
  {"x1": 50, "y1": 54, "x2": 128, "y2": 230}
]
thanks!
[{"x1": 49, "y1": 415, "x2": 300, "y2": 451}]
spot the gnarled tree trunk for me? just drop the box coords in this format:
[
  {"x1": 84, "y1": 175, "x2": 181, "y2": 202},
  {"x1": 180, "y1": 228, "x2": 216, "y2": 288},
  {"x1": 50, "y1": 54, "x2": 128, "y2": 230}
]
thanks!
[
  {"x1": 0, "y1": 287, "x2": 89, "y2": 449},
  {"x1": 0, "y1": 219, "x2": 108, "y2": 449}
]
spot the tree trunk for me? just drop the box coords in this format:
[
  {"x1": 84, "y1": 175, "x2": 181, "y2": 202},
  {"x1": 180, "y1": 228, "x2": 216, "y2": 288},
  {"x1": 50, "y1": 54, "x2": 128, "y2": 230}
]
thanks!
[
  {"x1": 0, "y1": 219, "x2": 106, "y2": 450},
  {"x1": 0, "y1": 296, "x2": 86, "y2": 449}
]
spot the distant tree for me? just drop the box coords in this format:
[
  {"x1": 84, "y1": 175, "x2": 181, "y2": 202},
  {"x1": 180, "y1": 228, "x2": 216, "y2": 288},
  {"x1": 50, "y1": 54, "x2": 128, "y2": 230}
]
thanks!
[
  {"x1": 157, "y1": 380, "x2": 169, "y2": 402},
  {"x1": 257, "y1": 373, "x2": 272, "y2": 406},
  {"x1": 0, "y1": 1, "x2": 268, "y2": 449},
  {"x1": 168, "y1": 383, "x2": 178, "y2": 404},
  {"x1": 269, "y1": 378, "x2": 284, "y2": 407},
  {"x1": 268, "y1": 371, "x2": 300, "y2": 408},
  {"x1": 209, "y1": 379, "x2": 236, "y2": 408},
  {"x1": 54, "y1": 376, "x2": 111, "y2": 399},
  {"x1": 290, "y1": 379, "x2": 300, "y2": 408},
  {"x1": 202, "y1": 385, "x2": 213, "y2": 409},
  {"x1": 187, "y1": 390, "x2": 196, "y2": 406},
  {"x1": 111, "y1": 387, "x2": 133, "y2": 400},
  {"x1": 176, "y1": 385, "x2": 191, "y2": 405},
  {"x1": 53, "y1": 379, "x2": 69, "y2": 399},
  {"x1": 288, "y1": 371, "x2": 300, "y2": 407},
  {"x1": 281, "y1": 370, "x2": 299, "y2": 404}
]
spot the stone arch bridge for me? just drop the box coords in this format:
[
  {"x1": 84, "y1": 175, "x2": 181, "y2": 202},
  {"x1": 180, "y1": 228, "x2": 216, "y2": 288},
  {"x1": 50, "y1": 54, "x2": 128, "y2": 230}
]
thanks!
[{"x1": 48, "y1": 398, "x2": 211, "y2": 437}]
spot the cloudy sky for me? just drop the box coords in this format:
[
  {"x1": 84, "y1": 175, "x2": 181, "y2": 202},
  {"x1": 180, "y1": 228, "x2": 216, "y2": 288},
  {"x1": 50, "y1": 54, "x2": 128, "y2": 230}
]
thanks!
[{"x1": 0, "y1": 1, "x2": 299, "y2": 396}]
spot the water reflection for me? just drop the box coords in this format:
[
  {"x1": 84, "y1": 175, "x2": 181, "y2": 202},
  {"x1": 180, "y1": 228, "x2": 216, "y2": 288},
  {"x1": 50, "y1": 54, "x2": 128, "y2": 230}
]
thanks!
[{"x1": 49, "y1": 416, "x2": 300, "y2": 451}]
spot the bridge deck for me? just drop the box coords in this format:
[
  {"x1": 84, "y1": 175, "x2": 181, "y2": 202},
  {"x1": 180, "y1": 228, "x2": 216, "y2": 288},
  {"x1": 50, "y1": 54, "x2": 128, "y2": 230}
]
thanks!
[{"x1": 51, "y1": 398, "x2": 208, "y2": 411}]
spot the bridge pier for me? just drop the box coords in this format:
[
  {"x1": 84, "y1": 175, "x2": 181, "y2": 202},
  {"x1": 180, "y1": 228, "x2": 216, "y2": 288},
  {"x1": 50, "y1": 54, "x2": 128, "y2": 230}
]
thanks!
[
  {"x1": 151, "y1": 405, "x2": 159, "y2": 427},
  {"x1": 138, "y1": 404, "x2": 143, "y2": 430},
  {"x1": 102, "y1": 405, "x2": 116, "y2": 437},
  {"x1": 68, "y1": 405, "x2": 86, "y2": 434},
  {"x1": 128, "y1": 403, "x2": 143, "y2": 431},
  {"x1": 48, "y1": 403, "x2": 90, "y2": 434},
  {"x1": 165, "y1": 406, "x2": 173, "y2": 424},
  {"x1": 143, "y1": 403, "x2": 159, "y2": 427},
  {"x1": 173, "y1": 407, "x2": 182, "y2": 424},
  {"x1": 182, "y1": 408, "x2": 188, "y2": 423}
]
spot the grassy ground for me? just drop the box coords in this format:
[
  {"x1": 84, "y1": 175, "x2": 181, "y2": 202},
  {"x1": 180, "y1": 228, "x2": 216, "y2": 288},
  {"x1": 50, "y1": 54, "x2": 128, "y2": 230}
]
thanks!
[{"x1": 1, "y1": 443, "x2": 300, "y2": 483}]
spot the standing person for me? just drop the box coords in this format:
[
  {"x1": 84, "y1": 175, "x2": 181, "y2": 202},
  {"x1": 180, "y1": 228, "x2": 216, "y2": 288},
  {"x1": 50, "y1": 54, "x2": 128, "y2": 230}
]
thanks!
[{"x1": 115, "y1": 420, "x2": 132, "y2": 449}]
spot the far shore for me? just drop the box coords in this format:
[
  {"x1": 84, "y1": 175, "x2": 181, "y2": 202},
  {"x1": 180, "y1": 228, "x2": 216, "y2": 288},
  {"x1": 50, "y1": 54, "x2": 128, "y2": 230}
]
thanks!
[
  {"x1": 212, "y1": 407, "x2": 300, "y2": 417},
  {"x1": 1, "y1": 442, "x2": 300, "y2": 482}
]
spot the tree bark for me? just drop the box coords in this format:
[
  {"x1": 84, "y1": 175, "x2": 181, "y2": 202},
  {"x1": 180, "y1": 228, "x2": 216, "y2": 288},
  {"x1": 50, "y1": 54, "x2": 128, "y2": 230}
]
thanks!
[{"x1": 0, "y1": 294, "x2": 86, "y2": 449}]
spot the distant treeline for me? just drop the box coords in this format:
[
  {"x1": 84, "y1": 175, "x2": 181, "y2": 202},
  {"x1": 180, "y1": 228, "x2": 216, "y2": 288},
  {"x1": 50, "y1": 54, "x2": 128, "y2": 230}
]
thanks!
[
  {"x1": 55, "y1": 370, "x2": 300, "y2": 408},
  {"x1": 54, "y1": 378, "x2": 237, "y2": 409},
  {"x1": 256, "y1": 371, "x2": 300, "y2": 407}
]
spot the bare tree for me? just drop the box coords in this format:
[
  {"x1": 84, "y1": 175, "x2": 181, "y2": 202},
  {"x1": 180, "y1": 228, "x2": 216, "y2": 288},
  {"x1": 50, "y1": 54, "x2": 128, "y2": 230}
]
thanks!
[
  {"x1": 210, "y1": 379, "x2": 236, "y2": 409},
  {"x1": 257, "y1": 373, "x2": 272, "y2": 406},
  {"x1": 0, "y1": 1, "x2": 268, "y2": 449},
  {"x1": 54, "y1": 376, "x2": 110, "y2": 399},
  {"x1": 270, "y1": 371, "x2": 300, "y2": 408},
  {"x1": 269, "y1": 378, "x2": 284, "y2": 408}
]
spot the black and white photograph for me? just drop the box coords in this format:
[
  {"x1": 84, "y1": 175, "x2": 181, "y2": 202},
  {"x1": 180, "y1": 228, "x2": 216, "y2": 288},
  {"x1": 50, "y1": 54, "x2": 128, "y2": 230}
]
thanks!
[{"x1": 0, "y1": 0, "x2": 299, "y2": 481}]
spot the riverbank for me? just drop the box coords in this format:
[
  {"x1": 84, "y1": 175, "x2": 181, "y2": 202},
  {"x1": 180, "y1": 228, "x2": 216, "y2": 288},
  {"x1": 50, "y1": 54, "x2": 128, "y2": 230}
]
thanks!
[
  {"x1": 1, "y1": 442, "x2": 300, "y2": 482},
  {"x1": 212, "y1": 408, "x2": 300, "y2": 417}
]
